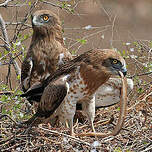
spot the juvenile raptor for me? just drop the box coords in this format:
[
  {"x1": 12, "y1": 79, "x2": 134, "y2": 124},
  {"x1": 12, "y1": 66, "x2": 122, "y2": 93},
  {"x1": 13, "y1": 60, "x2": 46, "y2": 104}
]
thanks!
[{"x1": 21, "y1": 10, "x2": 72, "y2": 98}]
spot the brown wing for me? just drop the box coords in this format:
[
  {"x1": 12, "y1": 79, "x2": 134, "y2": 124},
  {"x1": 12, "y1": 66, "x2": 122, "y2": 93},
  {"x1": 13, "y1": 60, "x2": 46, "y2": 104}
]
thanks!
[
  {"x1": 20, "y1": 50, "x2": 90, "y2": 100},
  {"x1": 35, "y1": 79, "x2": 67, "y2": 118},
  {"x1": 21, "y1": 56, "x2": 33, "y2": 92},
  {"x1": 23, "y1": 78, "x2": 68, "y2": 126}
]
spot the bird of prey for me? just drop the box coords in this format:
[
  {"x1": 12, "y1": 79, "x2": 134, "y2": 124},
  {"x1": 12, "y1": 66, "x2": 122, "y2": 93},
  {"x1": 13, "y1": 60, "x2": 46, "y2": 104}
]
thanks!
[
  {"x1": 21, "y1": 10, "x2": 72, "y2": 98},
  {"x1": 76, "y1": 77, "x2": 133, "y2": 110},
  {"x1": 21, "y1": 49, "x2": 127, "y2": 136},
  {"x1": 20, "y1": 10, "x2": 132, "y2": 125},
  {"x1": 75, "y1": 77, "x2": 133, "y2": 130}
]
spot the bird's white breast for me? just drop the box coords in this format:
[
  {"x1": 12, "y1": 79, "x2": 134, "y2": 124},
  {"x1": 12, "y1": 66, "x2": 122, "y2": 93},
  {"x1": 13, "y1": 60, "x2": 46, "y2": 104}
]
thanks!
[
  {"x1": 95, "y1": 78, "x2": 134, "y2": 107},
  {"x1": 54, "y1": 72, "x2": 88, "y2": 121}
]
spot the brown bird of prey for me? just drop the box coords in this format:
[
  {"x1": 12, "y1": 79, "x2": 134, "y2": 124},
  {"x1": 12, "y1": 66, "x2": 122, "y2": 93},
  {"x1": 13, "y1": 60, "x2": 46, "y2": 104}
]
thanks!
[
  {"x1": 21, "y1": 10, "x2": 72, "y2": 99},
  {"x1": 21, "y1": 48, "x2": 127, "y2": 136},
  {"x1": 76, "y1": 77, "x2": 133, "y2": 109},
  {"x1": 20, "y1": 10, "x2": 132, "y2": 124},
  {"x1": 75, "y1": 77, "x2": 133, "y2": 130}
]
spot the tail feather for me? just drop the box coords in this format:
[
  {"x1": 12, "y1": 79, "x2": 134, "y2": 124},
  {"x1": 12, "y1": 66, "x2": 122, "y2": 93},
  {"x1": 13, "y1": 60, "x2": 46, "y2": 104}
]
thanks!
[{"x1": 23, "y1": 114, "x2": 44, "y2": 127}]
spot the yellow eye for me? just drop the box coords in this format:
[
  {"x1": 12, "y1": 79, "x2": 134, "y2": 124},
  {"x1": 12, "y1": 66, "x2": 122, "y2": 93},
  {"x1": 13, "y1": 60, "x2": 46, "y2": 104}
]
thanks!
[
  {"x1": 43, "y1": 15, "x2": 49, "y2": 21},
  {"x1": 113, "y1": 59, "x2": 118, "y2": 64}
]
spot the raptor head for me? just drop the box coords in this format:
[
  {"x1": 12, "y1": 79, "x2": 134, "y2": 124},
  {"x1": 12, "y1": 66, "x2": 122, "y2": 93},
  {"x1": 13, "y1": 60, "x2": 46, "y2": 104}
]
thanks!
[
  {"x1": 85, "y1": 49, "x2": 127, "y2": 77},
  {"x1": 101, "y1": 49, "x2": 127, "y2": 77},
  {"x1": 76, "y1": 49, "x2": 127, "y2": 94},
  {"x1": 31, "y1": 10, "x2": 62, "y2": 40}
]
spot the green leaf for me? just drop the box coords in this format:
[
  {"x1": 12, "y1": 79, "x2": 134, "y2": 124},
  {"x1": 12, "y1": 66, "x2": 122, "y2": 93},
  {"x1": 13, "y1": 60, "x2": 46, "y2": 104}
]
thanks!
[
  {"x1": 17, "y1": 75, "x2": 21, "y2": 80},
  {"x1": 122, "y1": 50, "x2": 126, "y2": 56},
  {"x1": 114, "y1": 147, "x2": 122, "y2": 152},
  {"x1": 0, "y1": 95, "x2": 8, "y2": 102},
  {"x1": 23, "y1": 34, "x2": 29, "y2": 40},
  {"x1": 149, "y1": 41, "x2": 152, "y2": 48},
  {"x1": 137, "y1": 88, "x2": 143, "y2": 93},
  {"x1": 117, "y1": 107, "x2": 120, "y2": 111},
  {"x1": 77, "y1": 39, "x2": 87, "y2": 44},
  {"x1": 71, "y1": 50, "x2": 76, "y2": 55},
  {"x1": 28, "y1": 1, "x2": 31, "y2": 6},
  {"x1": 2, "y1": 108, "x2": 6, "y2": 114}
]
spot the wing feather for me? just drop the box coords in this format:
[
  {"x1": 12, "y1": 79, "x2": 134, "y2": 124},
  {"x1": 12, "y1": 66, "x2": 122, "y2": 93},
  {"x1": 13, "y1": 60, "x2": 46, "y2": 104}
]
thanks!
[
  {"x1": 36, "y1": 82, "x2": 67, "y2": 118},
  {"x1": 21, "y1": 57, "x2": 33, "y2": 92}
]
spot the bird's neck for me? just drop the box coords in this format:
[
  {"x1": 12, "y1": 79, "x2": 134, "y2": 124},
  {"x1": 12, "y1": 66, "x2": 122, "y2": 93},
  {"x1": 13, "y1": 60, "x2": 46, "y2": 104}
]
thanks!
[
  {"x1": 31, "y1": 26, "x2": 64, "y2": 46},
  {"x1": 80, "y1": 63, "x2": 111, "y2": 95}
]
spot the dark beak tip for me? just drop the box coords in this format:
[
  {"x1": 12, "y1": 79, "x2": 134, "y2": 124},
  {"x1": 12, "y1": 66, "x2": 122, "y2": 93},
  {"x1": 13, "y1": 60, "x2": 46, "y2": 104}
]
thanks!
[
  {"x1": 123, "y1": 71, "x2": 127, "y2": 77},
  {"x1": 118, "y1": 69, "x2": 127, "y2": 77}
]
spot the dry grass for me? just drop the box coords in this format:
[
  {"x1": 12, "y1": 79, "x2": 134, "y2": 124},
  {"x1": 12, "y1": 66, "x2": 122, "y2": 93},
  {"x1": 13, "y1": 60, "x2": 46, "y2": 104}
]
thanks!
[{"x1": 0, "y1": 87, "x2": 151, "y2": 151}]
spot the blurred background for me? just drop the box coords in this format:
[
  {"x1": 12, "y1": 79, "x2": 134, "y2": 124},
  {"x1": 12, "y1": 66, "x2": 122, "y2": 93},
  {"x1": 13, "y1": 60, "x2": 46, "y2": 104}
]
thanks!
[{"x1": 0, "y1": 0, "x2": 152, "y2": 88}]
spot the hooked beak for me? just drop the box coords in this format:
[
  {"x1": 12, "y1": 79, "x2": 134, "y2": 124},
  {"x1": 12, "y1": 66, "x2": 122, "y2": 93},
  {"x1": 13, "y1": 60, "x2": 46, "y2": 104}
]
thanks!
[
  {"x1": 31, "y1": 15, "x2": 34, "y2": 27},
  {"x1": 119, "y1": 66, "x2": 127, "y2": 77}
]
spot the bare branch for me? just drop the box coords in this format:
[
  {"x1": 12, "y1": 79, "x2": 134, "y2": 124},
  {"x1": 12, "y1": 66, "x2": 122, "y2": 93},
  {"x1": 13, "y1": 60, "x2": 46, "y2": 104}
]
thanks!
[
  {"x1": 110, "y1": 15, "x2": 117, "y2": 48},
  {"x1": 0, "y1": 91, "x2": 13, "y2": 95},
  {"x1": 0, "y1": 13, "x2": 21, "y2": 77},
  {"x1": 41, "y1": 1, "x2": 62, "y2": 9},
  {"x1": 129, "y1": 71, "x2": 152, "y2": 79},
  {"x1": 0, "y1": 14, "x2": 9, "y2": 43},
  {"x1": 38, "y1": 126, "x2": 91, "y2": 146},
  {"x1": 12, "y1": 0, "x2": 38, "y2": 42},
  {"x1": 5, "y1": 21, "x2": 32, "y2": 28},
  {"x1": 41, "y1": 0, "x2": 74, "y2": 13},
  {"x1": 0, "y1": 114, "x2": 18, "y2": 124},
  {"x1": 0, "y1": 0, "x2": 13, "y2": 7}
]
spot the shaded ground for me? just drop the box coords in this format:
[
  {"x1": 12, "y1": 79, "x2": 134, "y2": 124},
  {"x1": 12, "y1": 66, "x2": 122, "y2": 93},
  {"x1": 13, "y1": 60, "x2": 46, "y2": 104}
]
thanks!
[
  {"x1": 0, "y1": 90, "x2": 151, "y2": 151},
  {"x1": 0, "y1": 0, "x2": 152, "y2": 151}
]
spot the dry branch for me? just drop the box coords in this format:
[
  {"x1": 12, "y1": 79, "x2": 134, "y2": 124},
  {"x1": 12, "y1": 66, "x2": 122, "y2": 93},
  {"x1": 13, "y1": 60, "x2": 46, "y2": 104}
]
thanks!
[
  {"x1": 0, "y1": 0, "x2": 13, "y2": 7},
  {"x1": 0, "y1": 91, "x2": 13, "y2": 95},
  {"x1": 0, "y1": 13, "x2": 21, "y2": 77}
]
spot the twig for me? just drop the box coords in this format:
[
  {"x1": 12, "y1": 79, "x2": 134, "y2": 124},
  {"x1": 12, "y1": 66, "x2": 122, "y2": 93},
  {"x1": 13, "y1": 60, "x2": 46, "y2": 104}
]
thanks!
[
  {"x1": 0, "y1": 91, "x2": 13, "y2": 95},
  {"x1": 38, "y1": 126, "x2": 91, "y2": 146},
  {"x1": 0, "y1": 0, "x2": 13, "y2": 7},
  {"x1": 12, "y1": 0, "x2": 38, "y2": 42},
  {"x1": 0, "y1": 114, "x2": 18, "y2": 125},
  {"x1": 41, "y1": 1, "x2": 62, "y2": 9},
  {"x1": 6, "y1": 59, "x2": 11, "y2": 86},
  {"x1": 128, "y1": 92, "x2": 152, "y2": 112},
  {"x1": 0, "y1": 14, "x2": 21, "y2": 77},
  {"x1": 129, "y1": 71, "x2": 152, "y2": 78},
  {"x1": 68, "y1": 27, "x2": 110, "y2": 50},
  {"x1": 96, "y1": 0, "x2": 112, "y2": 22},
  {"x1": 110, "y1": 15, "x2": 117, "y2": 48},
  {"x1": 41, "y1": 1, "x2": 73, "y2": 13},
  {"x1": 138, "y1": 143, "x2": 152, "y2": 152},
  {"x1": 5, "y1": 21, "x2": 31, "y2": 28},
  {"x1": 0, "y1": 0, "x2": 29, "y2": 7}
]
